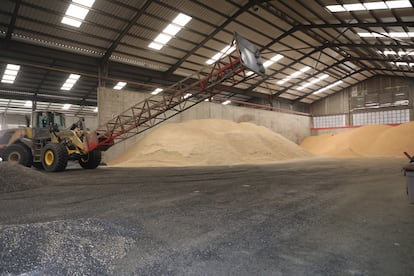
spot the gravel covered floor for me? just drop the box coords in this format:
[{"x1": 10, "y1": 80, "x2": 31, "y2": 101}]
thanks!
[{"x1": 0, "y1": 157, "x2": 413, "y2": 275}]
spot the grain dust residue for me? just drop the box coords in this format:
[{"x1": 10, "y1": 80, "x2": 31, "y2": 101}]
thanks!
[
  {"x1": 301, "y1": 122, "x2": 414, "y2": 158},
  {"x1": 110, "y1": 119, "x2": 313, "y2": 167},
  {"x1": 0, "y1": 162, "x2": 52, "y2": 193}
]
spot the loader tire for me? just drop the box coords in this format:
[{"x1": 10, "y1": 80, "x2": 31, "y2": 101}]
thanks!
[
  {"x1": 79, "y1": 150, "x2": 102, "y2": 169},
  {"x1": 32, "y1": 162, "x2": 44, "y2": 170},
  {"x1": 42, "y1": 143, "x2": 68, "y2": 172},
  {"x1": 3, "y1": 143, "x2": 33, "y2": 167}
]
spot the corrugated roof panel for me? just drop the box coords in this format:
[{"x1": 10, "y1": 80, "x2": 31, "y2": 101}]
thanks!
[
  {"x1": 0, "y1": 12, "x2": 11, "y2": 28},
  {"x1": 18, "y1": 2, "x2": 63, "y2": 27},
  {"x1": 177, "y1": 61, "x2": 205, "y2": 73},
  {"x1": 279, "y1": 35, "x2": 311, "y2": 50},
  {"x1": 258, "y1": 9, "x2": 292, "y2": 31},
  {"x1": 127, "y1": 22, "x2": 157, "y2": 41},
  {"x1": 93, "y1": 0, "x2": 142, "y2": 22},
  {"x1": 177, "y1": 24, "x2": 212, "y2": 44},
  {"x1": 135, "y1": 13, "x2": 167, "y2": 35},
  {"x1": 180, "y1": 4, "x2": 228, "y2": 27},
  {"x1": 85, "y1": 15, "x2": 128, "y2": 37},
  {"x1": 225, "y1": 22, "x2": 269, "y2": 47},
  {"x1": 110, "y1": 53, "x2": 169, "y2": 72},
  {"x1": 287, "y1": 90, "x2": 305, "y2": 97},
  {"x1": 212, "y1": 29, "x2": 239, "y2": 43},
  {"x1": 0, "y1": 0, "x2": 14, "y2": 14},
  {"x1": 237, "y1": 12, "x2": 281, "y2": 36},
  {"x1": 16, "y1": 18, "x2": 111, "y2": 49},
  {"x1": 299, "y1": 98, "x2": 313, "y2": 104},
  {"x1": 118, "y1": 38, "x2": 189, "y2": 60},
  {"x1": 279, "y1": 93, "x2": 297, "y2": 100},
  {"x1": 169, "y1": 30, "x2": 203, "y2": 48},
  {"x1": 115, "y1": 34, "x2": 148, "y2": 50},
  {"x1": 115, "y1": 44, "x2": 177, "y2": 65},
  {"x1": 197, "y1": 0, "x2": 242, "y2": 17},
  {"x1": 145, "y1": 2, "x2": 178, "y2": 22}
]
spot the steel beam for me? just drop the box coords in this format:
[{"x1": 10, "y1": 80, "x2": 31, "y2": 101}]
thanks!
[
  {"x1": 101, "y1": 0, "x2": 153, "y2": 64},
  {"x1": 165, "y1": 0, "x2": 256, "y2": 76},
  {"x1": 3, "y1": 0, "x2": 21, "y2": 46}
]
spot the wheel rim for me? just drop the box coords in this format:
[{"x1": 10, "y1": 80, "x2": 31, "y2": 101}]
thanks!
[
  {"x1": 45, "y1": 150, "x2": 54, "y2": 166},
  {"x1": 9, "y1": 152, "x2": 21, "y2": 163},
  {"x1": 81, "y1": 154, "x2": 89, "y2": 163}
]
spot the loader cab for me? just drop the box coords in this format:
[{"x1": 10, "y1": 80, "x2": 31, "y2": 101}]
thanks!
[
  {"x1": 33, "y1": 111, "x2": 66, "y2": 130},
  {"x1": 32, "y1": 111, "x2": 66, "y2": 139}
]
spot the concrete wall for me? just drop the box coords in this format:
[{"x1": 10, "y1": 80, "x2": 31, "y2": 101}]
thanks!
[
  {"x1": 0, "y1": 113, "x2": 97, "y2": 131},
  {"x1": 97, "y1": 87, "x2": 311, "y2": 163},
  {"x1": 0, "y1": 113, "x2": 28, "y2": 130}
]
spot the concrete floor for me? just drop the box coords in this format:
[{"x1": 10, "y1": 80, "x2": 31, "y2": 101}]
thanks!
[{"x1": 0, "y1": 157, "x2": 413, "y2": 275}]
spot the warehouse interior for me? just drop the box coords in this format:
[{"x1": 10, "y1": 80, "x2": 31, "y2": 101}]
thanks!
[{"x1": 0, "y1": 0, "x2": 414, "y2": 274}]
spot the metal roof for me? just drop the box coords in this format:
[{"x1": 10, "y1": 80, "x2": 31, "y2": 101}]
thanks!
[{"x1": 0, "y1": 0, "x2": 413, "y2": 114}]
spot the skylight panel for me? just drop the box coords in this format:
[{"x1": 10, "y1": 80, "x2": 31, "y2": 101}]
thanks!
[
  {"x1": 148, "y1": 13, "x2": 192, "y2": 51},
  {"x1": 66, "y1": 4, "x2": 89, "y2": 20},
  {"x1": 392, "y1": 61, "x2": 414, "y2": 66},
  {"x1": 206, "y1": 45, "x2": 236, "y2": 64},
  {"x1": 73, "y1": 0, "x2": 95, "y2": 7},
  {"x1": 148, "y1": 42, "x2": 163, "y2": 50},
  {"x1": 61, "y1": 17, "x2": 82, "y2": 28},
  {"x1": 398, "y1": 51, "x2": 414, "y2": 56},
  {"x1": 154, "y1": 33, "x2": 172, "y2": 44},
  {"x1": 343, "y1": 3, "x2": 366, "y2": 11},
  {"x1": 164, "y1": 24, "x2": 181, "y2": 36},
  {"x1": 364, "y1": 2, "x2": 388, "y2": 9},
  {"x1": 113, "y1": 81, "x2": 127, "y2": 90},
  {"x1": 358, "y1": 32, "x2": 414, "y2": 38},
  {"x1": 6, "y1": 64, "x2": 20, "y2": 70},
  {"x1": 62, "y1": 0, "x2": 95, "y2": 28},
  {"x1": 62, "y1": 104, "x2": 72, "y2": 110},
  {"x1": 2, "y1": 75, "x2": 15, "y2": 81},
  {"x1": 313, "y1": 81, "x2": 343, "y2": 95},
  {"x1": 277, "y1": 66, "x2": 311, "y2": 85},
  {"x1": 326, "y1": 5, "x2": 346, "y2": 12},
  {"x1": 326, "y1": 1, "x2": 412, "y2": 12},
  {"x1": 151, "y1": 88, "x2": 163, "y2": 95},
  {"x1": 386, "y1": 0, "x2": 412, "y2": 8},
  {"x1": 382, "y1": 50, "x2": 397, "y2": 55},
  {"x1": 173, "y1": 13, "x2": 192, "y2": 27},
  {"x1": 61, "y1": 74, "x2": 80, "y2": 91},
  {"x1": 1, "y1": 64, "x2": 20, "y2": 84},
  {"x1": 297, "y1": 74, "x2": 329, "y2": 90},
  {"x1": 388, "y1": 32, "x2": 409, "y2": 37},
  {"x1": 263, "y1": 54, "x2": 284, "y2": 68},
  {"x1": 24, "y1": 101, "x2": 32, "y2": 107}
]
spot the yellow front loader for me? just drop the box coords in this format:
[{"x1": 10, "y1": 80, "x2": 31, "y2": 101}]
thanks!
[{"x1": 0, "y1": 111, "x2": 101, "y2": 172}]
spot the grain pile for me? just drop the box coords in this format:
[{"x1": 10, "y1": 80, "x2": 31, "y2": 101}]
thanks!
[
  {"x1": 0, "y1": 162, "x2": 51, "y2": 193},
  {"x1": 301, "y1": 121, "x2": 414, "y2": 158},
  {"x1": 110, "y1": 119, "x2": 313, "y2": 167}
]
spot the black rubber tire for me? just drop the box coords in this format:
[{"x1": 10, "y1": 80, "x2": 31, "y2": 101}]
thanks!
[
  {"x1": 32, "y1": 162, "x2": 44, "y2": 170},
  {"x1": 41, "y1": 143, "x2": 68, "y2": 172},
  {"x1": 3, "y1": 143, "x2": 33, "y2": 167},
  {"x1": 79, "y1": 150, "x2": 102, "y2": 169}
]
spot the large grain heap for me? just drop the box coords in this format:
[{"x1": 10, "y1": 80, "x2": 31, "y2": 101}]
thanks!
[
  {"x1": 301, "y1": 121, "x2": 414, "y2": 158},
  {"x1": 0, "y1": 162, "x2": 52, "y2": 193},
  {"x1": 110, "y1": 119, "x2": 312, "y2": 167}
]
